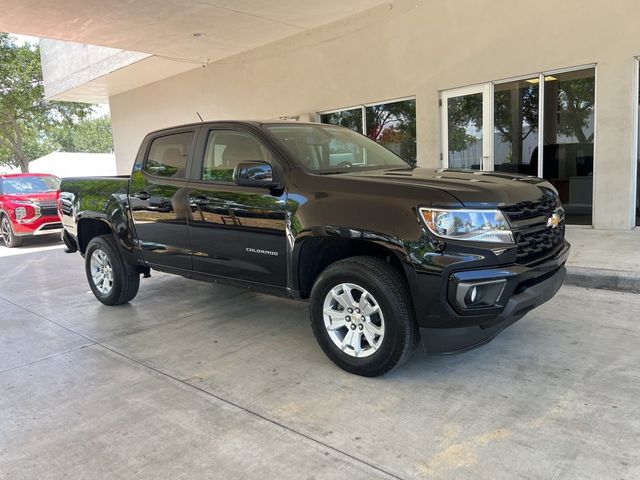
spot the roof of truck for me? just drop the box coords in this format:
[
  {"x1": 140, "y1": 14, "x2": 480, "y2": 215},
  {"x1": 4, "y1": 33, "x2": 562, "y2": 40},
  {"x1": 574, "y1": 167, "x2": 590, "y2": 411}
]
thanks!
[{"x1": 145, "y1": 119, "x2": 326, "y2": 136}]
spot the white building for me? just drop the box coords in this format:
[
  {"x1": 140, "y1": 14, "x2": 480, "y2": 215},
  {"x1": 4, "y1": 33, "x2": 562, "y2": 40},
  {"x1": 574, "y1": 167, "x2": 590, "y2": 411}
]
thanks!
[
  {"x1": 1, "y1": 0, "x2": 639, "y2": 229},
  {"x1": 29, "y1": 152, "x2": 117, "y2": 178}
]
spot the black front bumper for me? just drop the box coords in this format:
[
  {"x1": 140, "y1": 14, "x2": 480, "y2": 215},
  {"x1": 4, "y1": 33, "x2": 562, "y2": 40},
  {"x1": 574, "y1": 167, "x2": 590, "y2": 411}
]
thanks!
[{"x1": 416, "y1": 242, "x2": 570, "y2": 354}]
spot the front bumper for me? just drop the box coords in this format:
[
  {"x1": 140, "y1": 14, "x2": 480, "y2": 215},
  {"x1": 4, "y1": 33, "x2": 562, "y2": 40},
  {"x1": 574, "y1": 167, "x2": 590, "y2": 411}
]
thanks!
[
  {"x1": 416, "y1": 242, "x2": 570, "y2": 354},
  {"x1": 13, "y1": 216, "x2": 63, "y2": 237}
]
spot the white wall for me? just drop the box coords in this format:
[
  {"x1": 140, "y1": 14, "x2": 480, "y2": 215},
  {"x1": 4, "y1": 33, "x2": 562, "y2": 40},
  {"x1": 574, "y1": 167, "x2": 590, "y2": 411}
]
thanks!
[{"x1": 109, "y1": 0, "x2": 640, "y2": 230}]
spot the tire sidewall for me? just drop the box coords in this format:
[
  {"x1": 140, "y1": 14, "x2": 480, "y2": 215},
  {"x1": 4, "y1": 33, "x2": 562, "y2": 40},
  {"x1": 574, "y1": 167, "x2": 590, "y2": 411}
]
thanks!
[
  {"x1": 1, "y1": 215, "x2": 20, "y2": 248},
  {"x1": 310, "y1": 263, "x2": 410, "y2": 375},
  {"x1": 85, "y1": 236, "x2": 125, "y2": 305}
]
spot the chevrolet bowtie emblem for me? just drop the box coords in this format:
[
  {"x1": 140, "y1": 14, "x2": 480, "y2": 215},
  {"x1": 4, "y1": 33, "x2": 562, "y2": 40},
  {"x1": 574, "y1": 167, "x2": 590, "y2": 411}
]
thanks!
[{"x1": 547, "y1": 213, "x2": 561, "y2": 229}]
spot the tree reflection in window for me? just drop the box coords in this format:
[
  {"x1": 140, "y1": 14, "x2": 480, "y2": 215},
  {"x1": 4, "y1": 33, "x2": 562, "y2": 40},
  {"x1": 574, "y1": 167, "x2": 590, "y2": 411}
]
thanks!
[
  {"x1": 319, "y1": 108, "x2": 362, "y2": 133},
  {"x1": 319, "y1": 99, "x2": 416, "y2": 164},
  {"x1": 366, "y1": 100, "x2": 416, "y2": 163}
]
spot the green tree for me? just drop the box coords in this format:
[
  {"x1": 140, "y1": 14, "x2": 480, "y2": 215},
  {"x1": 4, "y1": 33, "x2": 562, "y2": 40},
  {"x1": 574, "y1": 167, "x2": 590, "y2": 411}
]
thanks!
[
  {"x1": 0, "y1": 33, "x2": 107, "y2": 172},
  {"x1": 49, "y1": 115, "x2": 113, "y2": 153}
]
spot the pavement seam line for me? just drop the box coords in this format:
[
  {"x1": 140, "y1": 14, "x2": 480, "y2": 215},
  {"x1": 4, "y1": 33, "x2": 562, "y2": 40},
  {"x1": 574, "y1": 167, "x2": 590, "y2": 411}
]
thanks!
[
  {"x1": 0, "y1": 342, "x2": 95, "y2": 375},
  {"x1": 1, "y1": 295, "x2": 403, "y2": 479}
]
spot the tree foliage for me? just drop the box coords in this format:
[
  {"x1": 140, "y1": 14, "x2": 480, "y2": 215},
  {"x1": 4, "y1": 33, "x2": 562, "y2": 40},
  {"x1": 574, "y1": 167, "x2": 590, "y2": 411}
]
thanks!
[
  {"x1": 0, "y1": 33, "x2": 112, "y2": 172},
  {"x1": 49, "y1": 115, "x2": 113, "y2": 153},
  {"x1": 446, "y1": 76, "x2": 594, "y2": 156}
]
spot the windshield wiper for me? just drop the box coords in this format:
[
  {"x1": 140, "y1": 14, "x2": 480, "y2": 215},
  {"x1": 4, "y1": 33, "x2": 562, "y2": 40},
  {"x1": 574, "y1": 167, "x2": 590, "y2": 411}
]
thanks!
[{"x1": 315, "y1": 170, "x2": 349, "y2": 175}]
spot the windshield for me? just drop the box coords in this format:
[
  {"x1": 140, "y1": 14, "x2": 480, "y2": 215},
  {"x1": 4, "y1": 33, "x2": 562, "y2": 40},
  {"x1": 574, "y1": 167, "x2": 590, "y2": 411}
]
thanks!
[
  {"x1": 264, "y1": 124, "x2": 411, "y2": 173},
  {"x1": 1, "y1": 176, "x2": 60, "y2": 195}
]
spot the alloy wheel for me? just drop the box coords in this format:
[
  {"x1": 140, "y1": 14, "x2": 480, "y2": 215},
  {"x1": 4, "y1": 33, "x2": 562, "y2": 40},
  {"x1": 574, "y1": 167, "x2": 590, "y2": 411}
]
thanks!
[
  {"x1": 90, "y1": 249, "x2": 114, "y2": 295},
  {"x1": 1, "y1": 217, "x2": 13, "y2": 246},
  {"x1": 322, "y1": 282, "x2": 385, "y2": 358}
]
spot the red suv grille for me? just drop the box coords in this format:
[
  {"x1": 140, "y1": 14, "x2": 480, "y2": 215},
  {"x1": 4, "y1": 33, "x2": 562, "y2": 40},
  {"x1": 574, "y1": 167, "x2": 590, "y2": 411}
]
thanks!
[{"x1": 38, "y1": 199, "x2": 58, "y2": 217}]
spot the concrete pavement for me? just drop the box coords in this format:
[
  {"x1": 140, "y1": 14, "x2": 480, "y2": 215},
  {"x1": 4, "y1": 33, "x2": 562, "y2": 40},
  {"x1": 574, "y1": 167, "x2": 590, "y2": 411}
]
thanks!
[
  {"x1": 1, "y1": 243, "x2": 640, "y2": 479},
  {"x1": 565, "y1": 227, "x2": 640, "y2": 293}
]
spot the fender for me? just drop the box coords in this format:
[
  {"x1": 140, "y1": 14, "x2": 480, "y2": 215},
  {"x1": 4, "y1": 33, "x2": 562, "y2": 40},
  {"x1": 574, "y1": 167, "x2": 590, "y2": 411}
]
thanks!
[{"x1": 290, "y1": 225, "x2": 428, "y2": 311}]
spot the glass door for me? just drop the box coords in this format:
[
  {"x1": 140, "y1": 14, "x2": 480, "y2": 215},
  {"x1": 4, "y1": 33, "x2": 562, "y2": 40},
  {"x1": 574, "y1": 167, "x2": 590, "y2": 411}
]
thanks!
[{"x1": 440, "y1": 84, "x2": 492, "y2": 170}]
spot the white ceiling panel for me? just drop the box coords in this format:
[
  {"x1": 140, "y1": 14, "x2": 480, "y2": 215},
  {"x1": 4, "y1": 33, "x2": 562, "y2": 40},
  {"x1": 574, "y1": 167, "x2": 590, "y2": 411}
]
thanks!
[{"x1": 0, "y1": 0, "x2": 387, "y2": 63}]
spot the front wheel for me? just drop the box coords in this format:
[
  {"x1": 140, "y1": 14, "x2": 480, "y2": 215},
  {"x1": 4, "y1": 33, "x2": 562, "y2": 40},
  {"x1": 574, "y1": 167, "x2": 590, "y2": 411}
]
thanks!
[
  {"x1": 310, "y1": 256, "x2": 420, "y2": 377},
  {"x1": 1, "y1": 215, "x2": 23, "y2": 248},
  {"x1": 85, "y1": 235, "x2": 140, "y2": 305}
]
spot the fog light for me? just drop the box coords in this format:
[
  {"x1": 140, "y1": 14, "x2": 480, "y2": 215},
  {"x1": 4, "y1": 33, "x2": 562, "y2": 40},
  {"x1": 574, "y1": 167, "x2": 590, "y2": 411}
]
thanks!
[
  {"x1": 469, "y1": 286, "x2": 478, "y2": 303},
  {"x1": 456, "y1": 279, "x2": 507, "y2": 309},
  {"x1": 14, "y1": 207, "x2": 27, "y2": 220}
]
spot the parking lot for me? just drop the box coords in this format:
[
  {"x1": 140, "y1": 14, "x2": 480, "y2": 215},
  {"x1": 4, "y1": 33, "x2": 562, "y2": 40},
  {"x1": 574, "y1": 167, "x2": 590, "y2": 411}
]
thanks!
[{"x1": 1, "y1": 241, "x2": 639, "y2": 479}]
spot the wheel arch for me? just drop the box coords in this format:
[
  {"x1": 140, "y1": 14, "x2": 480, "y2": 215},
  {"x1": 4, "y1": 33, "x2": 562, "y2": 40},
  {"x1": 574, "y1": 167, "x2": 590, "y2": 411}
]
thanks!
[
  {"x1": 293, "y1": 230, "x2": 417, "y2": 302},
  {"x1": 77, "y1": 217, "x2": 115, "y2": 254}
]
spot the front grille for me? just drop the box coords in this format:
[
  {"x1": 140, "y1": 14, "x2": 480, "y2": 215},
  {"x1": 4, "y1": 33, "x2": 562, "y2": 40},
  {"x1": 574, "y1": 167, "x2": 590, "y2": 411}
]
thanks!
[
  {"x1": 513, "y1": 223, "x2": 565, "y2": 264},
  {"x1": 38, "y1": 199, "x2": 57, "y2": 208},
  {"x1": 500, "y1": 195, "x2": 560, "y2": 222},
  {"x1": 41, "y1": 207, "x2": 59, "y2": 217},
  {"x1": 501, "y1": 191, "x2": 566, "y2": 264}
]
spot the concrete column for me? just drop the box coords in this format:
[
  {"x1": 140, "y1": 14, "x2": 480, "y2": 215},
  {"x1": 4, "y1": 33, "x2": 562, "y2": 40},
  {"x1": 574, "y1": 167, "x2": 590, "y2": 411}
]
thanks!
[{"x1": 593, "y1": 57, "x2": 637, "y2": 230}]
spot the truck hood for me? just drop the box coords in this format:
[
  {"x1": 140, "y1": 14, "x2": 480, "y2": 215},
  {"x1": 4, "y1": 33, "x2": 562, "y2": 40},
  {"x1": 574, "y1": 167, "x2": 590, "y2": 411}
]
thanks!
[{"x1": 341, "y1": 167, "x2": 555, "y2": 206}]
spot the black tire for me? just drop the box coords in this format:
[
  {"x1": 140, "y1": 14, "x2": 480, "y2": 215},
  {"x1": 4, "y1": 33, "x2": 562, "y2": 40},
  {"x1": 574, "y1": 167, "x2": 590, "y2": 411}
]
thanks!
[
  {"x1": 85, "y1": 234, "x2": 140, "y2": 305},
  {"x1": 1, "y1": 215, "x2": 23, "y2": 248},
  {"x1": 310, "y1": 256, "x2": 420, "y2": 377}
]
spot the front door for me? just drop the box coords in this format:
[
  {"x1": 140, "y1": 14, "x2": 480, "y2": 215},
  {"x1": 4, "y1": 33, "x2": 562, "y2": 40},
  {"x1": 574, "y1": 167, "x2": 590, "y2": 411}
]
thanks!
[
  {"x1": 440, "y1": 84, "x2": 492, "y2": 171},
  {"x1": 187, "y1": 128, "x2": 288, "y2": 286},
  {"x1": 129, "y1": 129, "x2": 196, "y2": 270}
]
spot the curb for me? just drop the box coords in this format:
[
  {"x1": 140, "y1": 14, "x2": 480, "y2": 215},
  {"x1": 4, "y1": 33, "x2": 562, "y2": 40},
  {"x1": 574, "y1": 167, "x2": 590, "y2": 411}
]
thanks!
[{"x1": 565, "y1": 266, "x2": 640, "y2": 294}]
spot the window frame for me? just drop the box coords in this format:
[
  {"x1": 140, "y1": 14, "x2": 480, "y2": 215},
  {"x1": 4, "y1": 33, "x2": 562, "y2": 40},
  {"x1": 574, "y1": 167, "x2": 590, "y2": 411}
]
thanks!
[
  {"x1": 189, "y1": 123, "x2": 289, "y2": 187},
  {"x1": 633, "y1": 57, "x2": 640, "y2": 228},
  {"x1": 141, "y1": 127, "x2": 198, "y2": 181}
]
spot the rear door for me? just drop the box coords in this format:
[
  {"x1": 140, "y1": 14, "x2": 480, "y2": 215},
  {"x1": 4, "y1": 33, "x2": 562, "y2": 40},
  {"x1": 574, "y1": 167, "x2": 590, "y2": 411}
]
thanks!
[
  {"x1": 187, "y1": 126, "x2": 289, "y2": 286},
  {"x1": 129, "y1": 127, "x2": 198, "y2": 270}
]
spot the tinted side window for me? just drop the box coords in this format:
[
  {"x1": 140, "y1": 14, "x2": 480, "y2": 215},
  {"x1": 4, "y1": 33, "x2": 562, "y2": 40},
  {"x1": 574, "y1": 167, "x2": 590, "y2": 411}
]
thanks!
[
  {"x1": 145, "y1": 132, "x2": 193, "y2": 178},
  {"x1": 202, "y1": 130, "x2": 272, "y2": 182}
]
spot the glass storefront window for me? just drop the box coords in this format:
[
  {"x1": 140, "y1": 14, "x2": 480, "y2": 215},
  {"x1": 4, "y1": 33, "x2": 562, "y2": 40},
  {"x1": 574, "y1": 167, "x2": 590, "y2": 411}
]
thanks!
[
  {"x1": 445, "y1": 93, "x2": 483, "y2": 170},
  {"x1": 493, "y1": 79, "x2": 539, "y2": 175},
  {"x1": 319, "y1": 108, "x2": 362, "y2": 133},
  {"x1": 365, "y1": 99, "x2": 416, "y2": 163},
  {"x1": 319, "y1": 98, "x2": 416, "y2": 164},
  {"x1": 441, "y1": 66, "x2": 596, "y2": 225},
  {"x1": 542, "y1": 68, "x2": 595, "y2": 225}
]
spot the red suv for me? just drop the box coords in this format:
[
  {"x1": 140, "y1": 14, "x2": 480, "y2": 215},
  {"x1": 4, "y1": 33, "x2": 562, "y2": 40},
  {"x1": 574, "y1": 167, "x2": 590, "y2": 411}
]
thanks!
[{"x1": 0, "y1": 173, "x2": 62, "y2": 248}]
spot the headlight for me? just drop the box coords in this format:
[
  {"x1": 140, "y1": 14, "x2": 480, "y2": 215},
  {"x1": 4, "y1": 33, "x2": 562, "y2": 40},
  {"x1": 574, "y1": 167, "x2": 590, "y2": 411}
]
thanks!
[
  {"x1": 420, "y1": 208, "x2": 514, "y2": 244},
  {"x1": 14, "y1": 207, "x2": 27, "y2": 220}
]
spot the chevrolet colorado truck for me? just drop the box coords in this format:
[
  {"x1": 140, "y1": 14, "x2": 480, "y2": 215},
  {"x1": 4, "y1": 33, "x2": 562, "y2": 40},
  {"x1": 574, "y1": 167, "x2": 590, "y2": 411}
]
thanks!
[
  {"x1": 1, "y1": 173, "x2": 62, "y2": 248},
  {"x1": 59, "y1": 121, "x2": 569, "y2": 376}
]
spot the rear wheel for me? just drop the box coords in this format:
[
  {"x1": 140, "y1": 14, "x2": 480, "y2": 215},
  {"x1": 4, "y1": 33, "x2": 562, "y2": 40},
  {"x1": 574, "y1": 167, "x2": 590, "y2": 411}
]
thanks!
[
  {"x1": 1, "y1": 215, "x2": 22, "y2": 248},
  {"x1": 85, "y1": 235, "x2": 140, "y2": 305},
  {"x1": 310, "y1": 256, "x2": 420, "y2": 377}
]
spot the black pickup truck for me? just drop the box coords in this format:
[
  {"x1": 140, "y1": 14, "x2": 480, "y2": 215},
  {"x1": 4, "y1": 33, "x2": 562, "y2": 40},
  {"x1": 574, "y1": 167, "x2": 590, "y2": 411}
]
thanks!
[{"x1": 60, "y1": 121, "x2": 569, "y2": 376}]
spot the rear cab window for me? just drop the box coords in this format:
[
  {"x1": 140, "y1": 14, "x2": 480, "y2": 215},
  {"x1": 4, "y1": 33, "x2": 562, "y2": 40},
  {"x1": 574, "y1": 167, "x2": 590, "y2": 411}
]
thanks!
[{"x1": 144, "y1": 132, "x2": 194, "y2": 178}]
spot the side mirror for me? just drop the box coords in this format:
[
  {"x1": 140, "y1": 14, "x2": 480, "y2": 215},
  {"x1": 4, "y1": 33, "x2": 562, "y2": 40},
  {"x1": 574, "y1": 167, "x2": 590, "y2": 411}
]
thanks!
[{"x1": 233, "y1": 161, "x2": 283, "y2": 189}]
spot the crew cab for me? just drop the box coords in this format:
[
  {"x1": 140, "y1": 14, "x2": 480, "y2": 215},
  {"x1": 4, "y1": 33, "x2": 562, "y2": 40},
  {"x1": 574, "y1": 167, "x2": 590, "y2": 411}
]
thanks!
[
  {"x1": 1, "y1": 173, "x2": 62, "y2": 248},
  {"x1": 59, "y1": 121, "x2": 569, "y2": 376}
]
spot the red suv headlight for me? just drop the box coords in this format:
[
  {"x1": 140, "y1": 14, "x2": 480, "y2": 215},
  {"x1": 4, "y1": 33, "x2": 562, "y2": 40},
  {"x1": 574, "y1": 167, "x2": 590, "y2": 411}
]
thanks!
[{"x1": 10, "y1": 201, "x2": 40, "y2": 222}]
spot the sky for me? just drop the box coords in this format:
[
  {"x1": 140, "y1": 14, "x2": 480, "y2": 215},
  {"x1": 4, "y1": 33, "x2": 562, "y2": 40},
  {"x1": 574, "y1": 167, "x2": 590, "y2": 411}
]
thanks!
[{"x1": 10, "y1": 33, "x2": 39, "y2": 46}]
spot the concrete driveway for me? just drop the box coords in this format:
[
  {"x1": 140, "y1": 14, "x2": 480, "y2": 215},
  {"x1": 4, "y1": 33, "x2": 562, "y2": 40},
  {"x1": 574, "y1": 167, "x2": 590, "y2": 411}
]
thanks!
[{"x1": 1, "y1": 242, "x2": 639, "y2": 479}]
